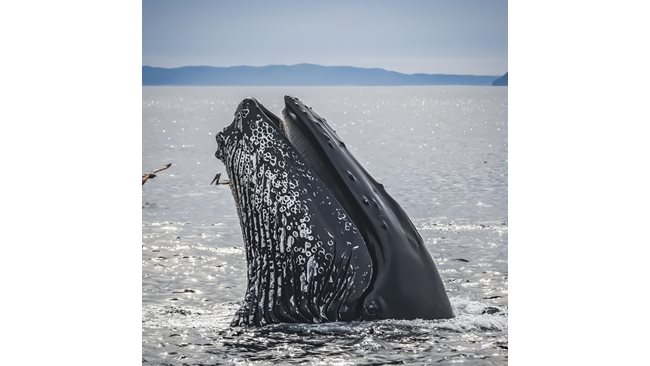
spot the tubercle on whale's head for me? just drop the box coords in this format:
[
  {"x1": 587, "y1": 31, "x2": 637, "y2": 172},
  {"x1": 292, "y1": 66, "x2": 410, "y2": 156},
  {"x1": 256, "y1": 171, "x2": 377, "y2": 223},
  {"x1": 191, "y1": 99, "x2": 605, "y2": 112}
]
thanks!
[
  {"x1": 282, "y1": 95, "x2": 341, "y2": 142},
  {"x1": 283, "y1": 95, "x2": 311, "y2": 122},
  {"x1": 283, "y1": 95, "x2": 324, "y2": 121}
]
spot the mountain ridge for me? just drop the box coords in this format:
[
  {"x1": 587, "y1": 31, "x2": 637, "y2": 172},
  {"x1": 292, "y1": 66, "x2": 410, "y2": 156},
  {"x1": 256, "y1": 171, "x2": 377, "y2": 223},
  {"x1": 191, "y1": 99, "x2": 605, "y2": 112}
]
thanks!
[
  {"x1": 492, "y1": 72, "x2": 508, "y2": 86},
  {"x1": 143, "y1": 64, "x2": 504, "y2": 86}
]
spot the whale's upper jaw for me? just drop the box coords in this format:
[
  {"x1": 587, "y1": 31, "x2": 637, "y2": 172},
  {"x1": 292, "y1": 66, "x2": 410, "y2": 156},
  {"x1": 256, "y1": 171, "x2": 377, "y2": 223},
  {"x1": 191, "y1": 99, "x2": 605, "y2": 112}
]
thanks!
[
  {"x1": 280, "y1": 95, "x2": 454, "y2": 321},
  {"x1": 281, "y1": 95, "x2": 350, "y2": 191},
  {"x1": 282, "y1": 96, "x2": 330, "y2": 135}
]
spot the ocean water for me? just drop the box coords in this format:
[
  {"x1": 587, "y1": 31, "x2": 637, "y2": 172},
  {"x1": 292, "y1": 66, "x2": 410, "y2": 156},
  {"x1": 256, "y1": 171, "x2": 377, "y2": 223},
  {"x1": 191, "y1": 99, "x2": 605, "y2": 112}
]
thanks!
[{"x1": 142, "y1": 86, "x2": 508, "y2": 365}]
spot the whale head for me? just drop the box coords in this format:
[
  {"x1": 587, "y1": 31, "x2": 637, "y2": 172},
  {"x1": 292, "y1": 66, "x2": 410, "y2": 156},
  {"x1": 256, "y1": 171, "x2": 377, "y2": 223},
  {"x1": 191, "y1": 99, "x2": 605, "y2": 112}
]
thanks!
[{"x1": 214, "y1": 96, "x2": 453, "y2": 325}]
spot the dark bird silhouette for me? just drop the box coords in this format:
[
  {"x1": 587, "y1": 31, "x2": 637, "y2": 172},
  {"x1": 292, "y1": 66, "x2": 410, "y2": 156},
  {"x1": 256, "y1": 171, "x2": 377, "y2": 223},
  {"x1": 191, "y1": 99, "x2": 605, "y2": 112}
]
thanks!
[
  {"x1": 210, "y1": 172, "x2": 230, "y2": 186},
  {"x1": 142, "y1": 163, "x2": 172, "y2": 185}
]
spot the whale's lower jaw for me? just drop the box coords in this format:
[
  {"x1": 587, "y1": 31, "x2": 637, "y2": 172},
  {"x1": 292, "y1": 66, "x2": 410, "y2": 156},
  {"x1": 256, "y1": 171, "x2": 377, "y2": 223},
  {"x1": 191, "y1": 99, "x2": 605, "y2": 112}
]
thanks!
[
  {"x1": 215, "y1": 97, "x2": 453, "y2": 326},
  {"x1": 217, "y1": 98, "x2": 372, "y2": 326}
]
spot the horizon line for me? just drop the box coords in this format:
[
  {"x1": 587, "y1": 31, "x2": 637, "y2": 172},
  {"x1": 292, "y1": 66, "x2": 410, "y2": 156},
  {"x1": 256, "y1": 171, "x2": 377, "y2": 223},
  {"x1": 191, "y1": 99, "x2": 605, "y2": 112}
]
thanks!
[{"x1": 142, "y1": 63, "x2": 505, "y2": 77}]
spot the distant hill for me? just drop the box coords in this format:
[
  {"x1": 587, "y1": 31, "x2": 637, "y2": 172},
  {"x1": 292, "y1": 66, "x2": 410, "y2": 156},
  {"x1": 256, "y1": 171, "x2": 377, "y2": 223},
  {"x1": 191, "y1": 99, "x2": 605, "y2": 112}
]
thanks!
[
  {"x1": 142, "y1": 64, "x2": 499, "y2": 86},
  {"x1": 492, "y1": 72, "x2": 508, "y2": 86}
]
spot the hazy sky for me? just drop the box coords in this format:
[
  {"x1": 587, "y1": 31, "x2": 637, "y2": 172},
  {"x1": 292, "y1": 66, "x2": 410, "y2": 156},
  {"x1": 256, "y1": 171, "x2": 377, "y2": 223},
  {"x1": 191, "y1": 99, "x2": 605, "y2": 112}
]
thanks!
[{"x1": 143, "y1": 0, "x2": 507, "y2": 75}]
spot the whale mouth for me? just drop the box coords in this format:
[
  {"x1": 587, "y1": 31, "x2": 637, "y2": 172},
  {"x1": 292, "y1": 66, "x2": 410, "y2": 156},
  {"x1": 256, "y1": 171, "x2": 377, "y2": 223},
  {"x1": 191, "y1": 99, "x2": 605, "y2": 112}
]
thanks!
[
  {"x1": 214, "y1": 96, "x2": 454, "y2": 324},
  {"x1": 214, "y1": 96, "x2": 369, "y2": 252},
  {"x1": 215, "y1": 96, "x2": 347, "y2": 193},
  {"x1": 254, "y1": 98, "x2": 284, "y2": 131}
]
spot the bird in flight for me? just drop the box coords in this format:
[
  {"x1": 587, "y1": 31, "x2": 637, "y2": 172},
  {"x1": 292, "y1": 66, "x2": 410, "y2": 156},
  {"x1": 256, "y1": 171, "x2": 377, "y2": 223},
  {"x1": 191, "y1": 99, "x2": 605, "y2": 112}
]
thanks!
[
  {"x1": 142, "y1": 163, "x2": 172, "y2": 185},
  {"x1": 210, "y1": 172, "x2": 230, "y2": 186}
]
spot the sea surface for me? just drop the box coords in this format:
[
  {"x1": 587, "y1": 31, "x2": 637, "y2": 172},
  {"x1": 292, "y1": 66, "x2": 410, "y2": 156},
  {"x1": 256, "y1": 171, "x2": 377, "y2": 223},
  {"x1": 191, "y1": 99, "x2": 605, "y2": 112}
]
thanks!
[{"x1": 142, "y1": 86, "x2": 508, "y2": 365}]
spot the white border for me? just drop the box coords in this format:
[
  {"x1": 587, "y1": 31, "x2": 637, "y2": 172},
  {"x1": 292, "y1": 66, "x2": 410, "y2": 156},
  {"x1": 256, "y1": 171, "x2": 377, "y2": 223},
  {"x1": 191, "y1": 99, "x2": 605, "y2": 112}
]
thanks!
[
  {"x1": 1, "y1": 1, "x2": 141, "y2": 364},
  {"x1": 3, "y1": 1, "x2": 650, "y2": 364}
]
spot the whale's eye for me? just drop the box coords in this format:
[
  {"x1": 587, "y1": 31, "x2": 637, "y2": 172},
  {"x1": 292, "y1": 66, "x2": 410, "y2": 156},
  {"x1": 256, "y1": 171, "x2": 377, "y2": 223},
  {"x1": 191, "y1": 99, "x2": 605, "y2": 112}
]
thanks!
[{"x1": 365, "y1": 301, "x2": 379, "y2": 316}]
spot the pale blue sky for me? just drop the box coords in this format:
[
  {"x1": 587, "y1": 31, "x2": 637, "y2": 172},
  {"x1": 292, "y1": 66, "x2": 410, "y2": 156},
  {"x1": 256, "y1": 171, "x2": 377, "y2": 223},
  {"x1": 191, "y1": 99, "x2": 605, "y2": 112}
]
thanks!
[{"x1": 143, "y1": 0, "x2": 507, "y2": 75}]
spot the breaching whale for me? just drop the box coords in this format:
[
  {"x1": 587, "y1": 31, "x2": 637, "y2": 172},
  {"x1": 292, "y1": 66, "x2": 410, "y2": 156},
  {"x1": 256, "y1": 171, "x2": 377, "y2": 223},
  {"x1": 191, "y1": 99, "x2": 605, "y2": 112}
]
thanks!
[{"x1": 214, "y1": 97, "x2": 453, "y2": 326}]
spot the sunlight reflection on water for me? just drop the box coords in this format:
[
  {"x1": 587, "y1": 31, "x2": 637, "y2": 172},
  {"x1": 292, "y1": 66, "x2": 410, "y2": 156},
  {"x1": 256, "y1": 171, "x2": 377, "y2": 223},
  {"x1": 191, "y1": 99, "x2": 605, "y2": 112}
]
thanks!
[{"x1": 143, "y1": 86, "x2": 507, "y2": 365}]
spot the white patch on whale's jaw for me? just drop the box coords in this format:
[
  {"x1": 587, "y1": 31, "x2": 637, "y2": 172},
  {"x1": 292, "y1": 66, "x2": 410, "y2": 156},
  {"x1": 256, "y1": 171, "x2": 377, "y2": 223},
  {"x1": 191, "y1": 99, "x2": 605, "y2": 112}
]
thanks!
[{"x1": 216, "y1": 103, "x2": 371, "y2": 326}]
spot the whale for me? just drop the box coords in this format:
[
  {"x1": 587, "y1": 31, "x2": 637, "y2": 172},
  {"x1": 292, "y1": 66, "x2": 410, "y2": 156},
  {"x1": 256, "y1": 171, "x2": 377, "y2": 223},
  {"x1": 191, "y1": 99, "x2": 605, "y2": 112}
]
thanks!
[
  {"x1": 282, "y1": 96, "x2": 454, "y2": 321},
  {"x1": 214, "y1": 97, "x2": 453, "y2": 326},
  {"x1": 215, "y1": 98, "x2": 373, "y2": 326}
]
